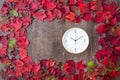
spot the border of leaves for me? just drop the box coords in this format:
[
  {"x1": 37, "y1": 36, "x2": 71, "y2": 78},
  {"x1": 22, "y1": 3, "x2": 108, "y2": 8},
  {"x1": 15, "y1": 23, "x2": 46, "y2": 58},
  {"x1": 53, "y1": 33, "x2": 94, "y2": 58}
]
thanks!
[{"x1": 0, "y1": 0, "x2": 120, "y2": 80}]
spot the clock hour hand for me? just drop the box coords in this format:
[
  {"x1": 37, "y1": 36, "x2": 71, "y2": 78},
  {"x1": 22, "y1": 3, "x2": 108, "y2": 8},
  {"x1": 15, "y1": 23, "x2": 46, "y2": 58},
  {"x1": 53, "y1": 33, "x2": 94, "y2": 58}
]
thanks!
[{"x1": 75, "y1": 35, "x2": 83, "y2": 41}]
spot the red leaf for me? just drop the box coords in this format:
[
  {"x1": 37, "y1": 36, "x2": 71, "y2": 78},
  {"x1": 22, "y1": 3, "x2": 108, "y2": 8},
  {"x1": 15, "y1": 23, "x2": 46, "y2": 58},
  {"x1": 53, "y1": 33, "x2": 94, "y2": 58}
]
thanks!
[
  {"x1": 115, "y1": 27, "x2": 120, "y2": 37},
  {"x1": 1, "y1": 24, "x2": 9, "y2": 32},
  {"x1": 78, "y1": 2, "x2": 88, "y2": 14},
  {"x1": 64, "y1": 60, "x2": 76, "y2": 75},
  {"x1": 1, "y1": 56, "x2": 10, "y2": 64},
  {"x1": 19, "y1": 48, "x2": 27, "y2": 59},
  {"x1": 32, "y1": 64, "x2": 40, "y2": 73},
  {"x1": 66, "y1": 12, "x2": 76, "y2": 21},
  {"x1": 96, "y1": 24, "x2": 106, "y2": 36},
  {"x1": 46, "y1": 11, "x2": 56, "y2": 21},
  {"x1": 10, "y1": 19, "x2": 22, "y2": 31},
  {"x1": 8, "y1": 0, "x2": 19, "y2": 2},
  {"x1": 83, "y1": 12, "x2": 93, "y2": 21},
  {"x1": 75, "y1": 16, "x2": 82, "y2": 23},
  {"x1": 55, "y1": 9, "x2": 62, "y2": 19},
  {"x1": 98, "y1": 37, "x2": 108, "y2": 47},
  {"x1": 67, "y1": 0, "x2": 75, "y2": 5},
  {"x1": 0, "y1": 44, "x2": 7, "y2": 57},
  {"x1": 1, "y1": 2, "x2": 11, "y2": 16},
  {"x1": 77, "y1": 0, "x2": 83, "y2": 3},
  {"x1": 16, "y1": 59, "x2": 24, "y2": 67},
  {"x1": 34, "y1": 10, "x2": 47, "y2": 21},
  {"x1": 24, "y1": 0, "x2": 33, "y2": 5},
  {"x1": 21, "y1": 16, "x2": 32, "y2": 28},
  {"x1": 110, "y1": 17, "x2": 117, "y2": 26},
  {"x1": 15, "y1": 29, "x2": 27, "y2": 37},
  {"x1": 76, "y1": 60, "x2": 86, "y2": 71},
  {"x1": 95, "y1": 48, "x2": 112, "y2": 61},
  {"x1": 62, "y1": 6, "x2": 70, "y2": 15},
  {"x1": 90, "y1": 1, "x2": 97, "y2": 11},
  {"x1": 46, "y1": 58, "x2": 55, "y2": 67},
  {"x1": 108, "y1": 70, "x2": 119, "y2": 78},
  {"x1": 22, "y1": 56, "x2": 33, "y2": 64},
  {"x1": 43, "y1": 0, "x2": 56, "y2": 10},
  {"x1": 94, "y1": 11, "x2": 106, "y2": 23},
  {"x1": 16, "y1": 36, "x2": 29, "y2": 48},
  {"x1": 30, "y1": 2, "x2": 39, "y2": 11}
]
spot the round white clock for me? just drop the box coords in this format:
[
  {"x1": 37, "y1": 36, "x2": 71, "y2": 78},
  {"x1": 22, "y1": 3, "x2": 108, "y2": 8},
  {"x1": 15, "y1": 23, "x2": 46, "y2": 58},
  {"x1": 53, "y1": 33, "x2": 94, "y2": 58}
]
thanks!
[{"x1": 62, "y1": 28, "x2": 89, "y2": 54}]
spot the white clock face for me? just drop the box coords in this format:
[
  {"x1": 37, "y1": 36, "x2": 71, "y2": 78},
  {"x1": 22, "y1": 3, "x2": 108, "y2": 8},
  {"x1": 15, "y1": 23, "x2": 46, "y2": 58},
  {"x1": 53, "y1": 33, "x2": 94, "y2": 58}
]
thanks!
[{"x1": 62, "y1": 28, "x2": 89, "y2": 54}]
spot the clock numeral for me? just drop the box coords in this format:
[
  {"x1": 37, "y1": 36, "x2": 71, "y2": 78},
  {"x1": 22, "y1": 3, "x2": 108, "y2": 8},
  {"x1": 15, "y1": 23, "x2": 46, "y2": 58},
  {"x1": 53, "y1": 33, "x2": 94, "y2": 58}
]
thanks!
[
  {"x1": 84, "y1": 39, "x2": 86, "y2": 42},
  {"x1": 75, "y1": 48, "x2": 76, "y2": 52}
]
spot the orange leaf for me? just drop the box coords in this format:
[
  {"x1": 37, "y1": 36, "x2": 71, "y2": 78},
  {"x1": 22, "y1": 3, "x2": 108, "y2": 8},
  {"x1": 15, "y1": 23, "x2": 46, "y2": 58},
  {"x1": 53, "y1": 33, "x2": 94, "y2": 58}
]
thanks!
[{"x1": 66, "y1": 12, "x2": 75, "y2": 21}]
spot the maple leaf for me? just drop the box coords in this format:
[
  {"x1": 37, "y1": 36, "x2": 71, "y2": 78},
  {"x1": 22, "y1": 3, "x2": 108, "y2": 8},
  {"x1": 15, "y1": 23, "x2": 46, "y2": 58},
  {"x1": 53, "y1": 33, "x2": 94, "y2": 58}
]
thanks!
[
  {"x1": 83, "y1": 12, "x2": 93, "y2": 21},
  {"x1": 96, "y1": 24, "x2": 106, "y2": 36},
  {"x1": 94, "y1": 11, "x2": 106, "y2": 23},
  {"x1": 1, "y1": 3, "x2": 9, "y2": 16},
  {"x1": 67, "y1": 0, "x2": 76, "y2": 5},
  {"x1": 95, "y1": 48, "x2": 112, "y2": 61},
  {"x1": 55, "y1": 9, "x2": 62, "y2": 19},
  {"x1": 23, "y1": 0, "x2": 33, "y2": 5},
  {"x1": 8, "y1": 0, "x2": 19, "y2": 2},
  {"x1": 10, "y1": 18, "x2": 22, "y2": 31},
  {"x1": 90, "y1": 1, "x2": 97, "y2": 11},
  {"x1": 21, "y1": 16, "x2": 32, "y2": 28},
  {"x1": 48, "y1": 67, "x2": 55, "y2": 74},
  {"x1": 108, "y1": 70, "x2": 119, "y2": 78},
  {"x1": 8, "y1": 38, "x2": 16, "y2": 50},
  {"x1": 15, "y1": 29, "x2": 27, "y2": 37},
  {"x1": 19, "y1": 48, "x2": 27, "y2": 59},
  {"x1": 43, "y1": 0, "x2": 56, "y2": 10},
  {"x1": 75, "y1": 16, "x2": 82, "y2": 23},
  {"x1": 34, "y1": 10, "x2": 47, "y2": 21},
  {"x1": 46, "y1": 10, "x2": 56, "y2": 21},
  {"x1": 0, "y1": 44, "x2": 7, "y2": 57},
  {"x1": 114, "y1": 46, "x2": 120, "y2": 56},
  {"x1": 32, "y1": 64, "x2": 40, "y2": 73},
  {"x1": 64, "y1": 60, "x2": 76, "y2": 75},
  {"x1": 110, "y1": 17, "x2": 117, "y2": 26},
  {"x1": 98, "y1": 37, "x2": 108, "y2": 48},
  {"x1": 16, "y1": 36, "x2": 29, "y2": 48},
  {"x1": 22, "y1": 56, "x2": 33, "y2": 64},
  {"x1": 16, "y1": 59, "x2": 24, "y2": 67},
  {"x1": 76, "y1": 60, "x2": 86, "y2": 71},
  {"x1": 66, "y1": 12, "x2": 76, "y2": 21},
  {"x1": 115, "y1": 26, "x2": 120, "y2": 37},
  {"x1": 78, "y1": 2, "x2": 88, "y2": 14},
  {"x1": 55, "y1": 68, "x2": 62, "y2": 77},
  {"x1": 12, "y1": 10, "x2": 19, "y2": 17},
  {"x1": 1, "y1": 24, "x2": 9, "y2": 32},
  {"x1": 46, "y1": 58, "x2": 55, "y2": 67},
  {"x1": 30, "y1": 1, "x2": 39, "y2": 11}
]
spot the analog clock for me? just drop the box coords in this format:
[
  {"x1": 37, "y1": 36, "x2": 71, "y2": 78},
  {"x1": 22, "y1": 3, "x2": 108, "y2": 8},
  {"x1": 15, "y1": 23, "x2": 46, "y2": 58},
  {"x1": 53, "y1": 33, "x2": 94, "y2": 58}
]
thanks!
[{"x1": 62, "y1": 28, "x2": 89, "y2": 54}]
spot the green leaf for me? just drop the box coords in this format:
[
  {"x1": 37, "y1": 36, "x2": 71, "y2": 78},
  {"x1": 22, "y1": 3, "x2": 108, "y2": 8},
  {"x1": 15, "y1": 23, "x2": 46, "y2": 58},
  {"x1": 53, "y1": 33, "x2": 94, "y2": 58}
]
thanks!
[
  {"x1": 8, "y1": 38, "x2": 16, "y2": 50},
  {"x1": 50, "y1": 76, "x2": 55, "y2": 80},
  {"x1": 12, "y1": 10, "x2": 18, "y2": 17},
  {"x1": 87, "y1": 61, "x2": 96, "y2": 72},
  {"x1": 87, "y1": 60, "x2": 96, "y2": 68}
]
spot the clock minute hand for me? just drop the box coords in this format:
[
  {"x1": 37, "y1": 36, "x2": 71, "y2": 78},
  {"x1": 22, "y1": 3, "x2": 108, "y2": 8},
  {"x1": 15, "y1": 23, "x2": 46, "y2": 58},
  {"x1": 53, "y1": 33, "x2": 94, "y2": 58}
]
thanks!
[
  {"x1": 70, "y1": 37, "x2": 76, "y2": 41},
  {"x1": 75, "y1": 36, "x2": 83, "y2": 41}
]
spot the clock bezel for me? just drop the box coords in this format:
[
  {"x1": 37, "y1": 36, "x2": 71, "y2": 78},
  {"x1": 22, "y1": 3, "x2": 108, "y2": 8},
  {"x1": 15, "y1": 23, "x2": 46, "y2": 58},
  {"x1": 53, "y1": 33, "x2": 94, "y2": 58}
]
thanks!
[{"x1": 62, "y1": 27, "x2": 89, "y2": 54}]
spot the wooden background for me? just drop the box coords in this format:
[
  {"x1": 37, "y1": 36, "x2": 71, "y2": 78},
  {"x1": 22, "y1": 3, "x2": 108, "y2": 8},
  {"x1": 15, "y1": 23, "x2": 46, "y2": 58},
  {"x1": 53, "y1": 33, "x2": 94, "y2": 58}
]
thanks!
[
  {"x1": 28, "y1": 19, "x2": 98, "y2": 63},
  {"x1": 0, "y1": 0, "x2": 120, "y2": 80}
]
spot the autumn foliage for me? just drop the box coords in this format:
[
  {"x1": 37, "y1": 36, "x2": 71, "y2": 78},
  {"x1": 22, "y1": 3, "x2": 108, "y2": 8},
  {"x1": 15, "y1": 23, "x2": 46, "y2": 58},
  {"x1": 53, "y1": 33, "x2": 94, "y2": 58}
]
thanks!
[{"x1": 0, "y1": 0, "x2": 120, "y2": 80}]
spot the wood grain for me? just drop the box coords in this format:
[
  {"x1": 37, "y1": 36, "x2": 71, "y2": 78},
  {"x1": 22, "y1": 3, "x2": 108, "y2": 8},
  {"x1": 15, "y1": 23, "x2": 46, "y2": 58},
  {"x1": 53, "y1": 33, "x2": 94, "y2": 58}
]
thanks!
[{"x1": 27, "y1": 19, "x2": 98, "y2": 64}]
